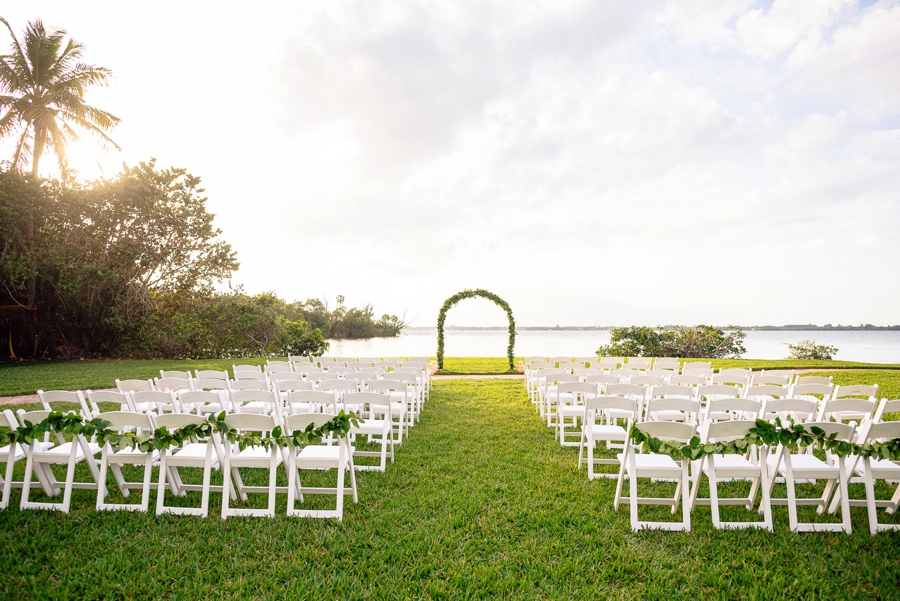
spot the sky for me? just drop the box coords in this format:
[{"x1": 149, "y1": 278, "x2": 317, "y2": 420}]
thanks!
[{"x1": 2, "y1": 1, "x2": 899, "y2": 328}]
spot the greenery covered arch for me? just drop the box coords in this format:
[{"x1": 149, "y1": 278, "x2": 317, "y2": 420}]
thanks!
[{"x1": 436, "y1": 289, "x2": 515, "y2": 370}]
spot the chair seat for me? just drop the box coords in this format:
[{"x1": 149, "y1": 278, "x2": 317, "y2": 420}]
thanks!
[
  {"x1": 231, "y1": 445, "x2": 274, "y2": 460},
  {"x1": 32, "y1": 441, "x2": 97, "y2": 462},
  {"x1": 772, "y1": 454, "x2": 838, "y2": 479},
  {"x1": 108, "y1": 448, "x2": 159, "y2": 462},
  {"x1": 558, "y1": 405, "x2": 583, "y2": 417},
  {"x1": 352, "y1": 419, "x2": 389, "y2": 435},
  {"x1": 296, "y1": 444, "x2": 355, "y2": 469},
  {"x1": 586, "y1": 424, "x2": 627, "y2": 440},
  {"x1": 868, "y1": 458, "x2": 900, "y2": 478},
  {"x1": 169, "y1": 443, "x2": 219, "y2": 467},
  {"x1": 2, "y1": 442, "x2": 39, "y2": 460},
  {"x1": 619, "y1": 452, "x2": 682, "y2": 477}
]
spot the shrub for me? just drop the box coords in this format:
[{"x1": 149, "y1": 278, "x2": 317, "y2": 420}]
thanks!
[
  {"x1": 597, "y1": 325, "x2": 746, "y2": 358},
  {"x1": 784, "y1": 340, "x2": 838, "y2": 360}
]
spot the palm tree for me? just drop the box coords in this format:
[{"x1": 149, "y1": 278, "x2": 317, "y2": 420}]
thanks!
[{"x1": 0, "y1": 17, "x2": 120, "y2": 177}]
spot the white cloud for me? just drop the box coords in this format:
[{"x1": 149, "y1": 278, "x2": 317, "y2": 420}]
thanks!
[{"x1": 2, "y1": 0, "x2": 898, "y2": 327}]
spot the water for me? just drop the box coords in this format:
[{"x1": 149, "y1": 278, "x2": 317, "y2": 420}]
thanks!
[{"x1": 326, "y1": 329, "x2": 900, "y2": 363}]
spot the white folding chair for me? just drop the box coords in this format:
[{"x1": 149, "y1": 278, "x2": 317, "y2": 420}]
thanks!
[
  {"x1": 0, "y1": 410, "x2": 26, "y2": 509},
  {"x1": 229, "y1": 379, "x2": 271, "y2": 392},
  {"x1": 95, "y1": 411, "x2": 158, "y2": 512},
  {"x1": 653, "y1": 358, "x2": 680, "y2": 372},
  {"x1": 765, "y1": 421, "x2": 855, "y2": 533},
  {"x1": 857, "y1": 421, "x2": 900, "y2": 535},
  {"x1": 229, "y1": 389, "x2": 282, "y2": 421},
  {"x1": 38, "y1": 389, "x2": 92, "y2": 418},
  {"x1": 383, "y1": 371, "x2": 420, "y2": 425},
  {"x1": 86, "y1": 390, "x2": 131, "y2": 416},
  {"x1": 177, "y1": 390, "x2": 231, "y2": 416},
  {"x1": 195, "y1": 369, "x2": 229, "y2": 382},
  {"x1": 18, "y1": 408, "x2": 100, "y2": 513},
  {"x1": 285, "y1": 413, "x2": 358, "y2": 521},
  {"x1": 543, "y1": 373, "x2": 579, "y2": 428},
  {"x1": 154, "y1": 413, "x2": 227, "y2": 518},
  {"x1": 578, "y1": 395, "x2": 639, "y2": 479},
  {"x1": 644, "y1": 386, "x2": 698, "y2": 423},
  {"x1": 367, "y1": 380, "x2": 408, "y2": 443},
  {"x1": 346, "y1": 392, "x2": 393, "y2": 472},
  {"x1": 129, "y1": 390, "x2": 179, "y2": 414},
  {"x1": 614, "y1": 421, "x2": 696, "y2": 532},
  {"x1": 702, "y1": 397, "x2": 762, "y2": 424},
  {"x1": 116, "y1": 379, "x2": 155, "y2": 393},
  {"x1": 286, "y1": 390, "x2": 338, "y2": 416},
  {"x1": 160, "y1": 370, "x2": 192, "y2": 379},
  {"x1": 682, "y1": 361, "x2": 712, "y2": 373},
  {"x1": 688, "y1": 420, "x2": 772, "y2": 531},
  {"x1": 555, "y1": 381, "x2": 597, "y2": 446},
  {"x1": 154, "y1": 377, "x2": 194, "y2": 393},
  {"x1": 819, "y1": 385, "x2": 878, "y2": 423},
  {"x1": 220, "y1": 413, "x2": 283, "y2": 519}
]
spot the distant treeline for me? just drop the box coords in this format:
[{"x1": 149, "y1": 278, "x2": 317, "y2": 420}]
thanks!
[
  {"x1": 415, "y1": 325, "x2": 900, "y2": 331},
  {"x1": 0, "y1": 164, "x2": 405, "y2": 360}
]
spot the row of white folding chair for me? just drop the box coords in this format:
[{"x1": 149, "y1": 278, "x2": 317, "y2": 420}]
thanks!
[
  {"x1": 567, "y1": 384, "x2": 882, "y2": 473},
  {"x1": 607, "y1": 418, "x2": 898, "y2": 534},
  {"x1": 2, "y1": 407, "x2": 360, "y2": 520}
]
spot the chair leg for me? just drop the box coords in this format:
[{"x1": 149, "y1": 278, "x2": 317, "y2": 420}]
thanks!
[
  {"x1": 628, "y1": 452, "x2": 639, "y2": 530},
  {"x1": 96, "y1": 449, "x2": 110, "y2": 511},
  {"x1": 681, "y1": 461, "x2": 691, "y2": 532},
  {"x1": 200, "y1": 445, "x2": 212, "y2": 519},
  {"x1": 0, "y1": 450, "x2": 16, "y2": 509},
  {"x1": 220, "y1": 452, "x2": 232, "y2": 519},
  {"x1": 61, "y1": 443, "x2": 79, "y2": 514},
  {"x1": 335, "y1": 446, "x2": 346, "y2": 522},
  {"x1": 139, "y1": 454, "x2": 153, "y2": 513},
  {"x1": 759, "y1": 448, "x2": 773, "y2": 532},
  {"x1": 613, "y1": 447, "x2": 628, "y2": 511},
  {"x1": 837, "y1": 457, "x2": 851, "y2": 534},
  {"x1": 784, "y1": 452, "x2": 800, "y2": 532}
]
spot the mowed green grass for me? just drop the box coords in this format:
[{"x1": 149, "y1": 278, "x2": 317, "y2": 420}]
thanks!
[{"x1": 1, "y1": 379, "x2": 899, "y2": 599}]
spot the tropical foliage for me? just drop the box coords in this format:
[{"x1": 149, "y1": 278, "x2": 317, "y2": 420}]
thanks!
[
  {"x1": 785, "y1": 339, "x2": 839, "y2": 360},
  {"x1": 286, "y1": 295, "x2": 407, "y2": 340},
  {"x1": 0, "y1": 163, "x2": 329, "y2": 359},
  {"x1": 597, "y1": 325, "x2": 746, "y2": 358},
  {"x1": 437, "y1": 288, "x2": 515, "y2": 370},
  {"x1": 0, "y1": 17, "x2": 119, "y2": 176}
]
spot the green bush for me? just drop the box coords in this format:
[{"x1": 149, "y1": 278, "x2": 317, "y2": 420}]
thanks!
[
  {"x1": 785, "y1": 339, "x2": 838, "y2": 360},
  {"x1": 597, "y1": 325, "x2": 746, "y2": 358}
]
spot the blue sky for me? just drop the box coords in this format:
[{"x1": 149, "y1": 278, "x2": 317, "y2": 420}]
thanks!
[{"x1": 3, "y1": 1, "x2": 899, "y2": 327}]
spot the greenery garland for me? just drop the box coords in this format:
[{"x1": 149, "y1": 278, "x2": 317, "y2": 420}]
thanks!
[
  {"x1": 436, "y1": 288, "x2": 516, "y2": 371},
  {"x1": 629, "y1": 418, "x2": 900, "y2": 461},
  {"x1": 2, "y1": 410, "x2": 359, "y2": 453}
]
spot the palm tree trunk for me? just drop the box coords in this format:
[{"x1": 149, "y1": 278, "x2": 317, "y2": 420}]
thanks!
[{"x1": 25, "y1": 131, "x2": 44, "y2": 307}]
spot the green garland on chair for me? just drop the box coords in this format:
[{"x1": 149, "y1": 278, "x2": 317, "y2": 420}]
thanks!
[
  {"x1": 628, "y1": 418, "x2": 900, "y2": 461},
  {"x1": 2, "y1": 410, "x2": 359, "y2": 453},
  {"x1": 436, "y1": 288, "x2": 516, "y2": 371}
]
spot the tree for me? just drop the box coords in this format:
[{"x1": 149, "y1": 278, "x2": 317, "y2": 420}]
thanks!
[
  {"x1": 0, "y1": 17, "x2": 120, "y2": 177},
  {"x1": 0, "y1": 160, "x2": 238, "y2": 356},
  {"x1": 597, "y1": 325, "x2": 746, "y2": 359},
  {"x1": 785, "y1": 340, "x2": 838, "y2": 360}
]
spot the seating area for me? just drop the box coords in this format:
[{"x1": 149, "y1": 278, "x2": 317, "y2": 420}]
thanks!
[
  {"x1": 523, "y1": 356, "x2": 899, "y2": 535},
  {"x1": 0, "y1": 356, "x2": 433, "y2": 520}
]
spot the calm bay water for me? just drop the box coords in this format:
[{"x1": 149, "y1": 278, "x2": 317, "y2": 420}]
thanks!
[{"x1": 326, "y1": 329, "x2": 900, "y2": 364}]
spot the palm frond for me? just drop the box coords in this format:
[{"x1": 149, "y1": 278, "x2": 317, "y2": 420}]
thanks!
[{"x1": 0, "y1": 17, "x2": 32, "y2": 83}]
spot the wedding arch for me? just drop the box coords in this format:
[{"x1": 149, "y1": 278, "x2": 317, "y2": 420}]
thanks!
[{"x1": 436, "y1": 288, "x2": 515, "y2": 370}]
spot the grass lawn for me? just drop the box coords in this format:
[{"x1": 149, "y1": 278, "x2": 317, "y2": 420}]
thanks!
[{"x1": 1, "y1": 379, "x2": 898, "y2": 599}]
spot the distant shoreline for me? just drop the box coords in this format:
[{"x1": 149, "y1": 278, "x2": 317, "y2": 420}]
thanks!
[{"x1": 405, "y1": 325, "x2": 900, "y2": 331}]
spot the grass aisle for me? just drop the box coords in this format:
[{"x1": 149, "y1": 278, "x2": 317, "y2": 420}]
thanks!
[{"x1": 0, "y1": 380, "x2": 898, "y2": 599}]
